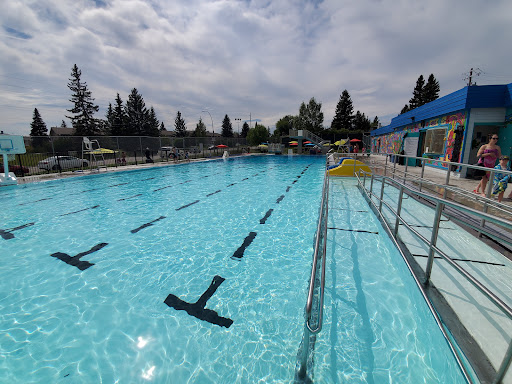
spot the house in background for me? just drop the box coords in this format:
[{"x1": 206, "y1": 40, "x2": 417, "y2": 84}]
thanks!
[{"x1": 371, "y1": 83, "x2": 512, "y2": 177}]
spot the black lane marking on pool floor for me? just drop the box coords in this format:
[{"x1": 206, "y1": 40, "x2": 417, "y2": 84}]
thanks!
[
  {"x1": 131, "y1": 216, "x2": 166, "y2": 233},
  {"x1": 227, "y1": 183, "x2": 236, "y2": 187},
  {"x1": 231, "y1": 232, "x2": 257, "y2": 260},
  {"x1": 18, "y1": 198, "x2": 52, "y2": 206},
  {"x1": 109, "y1": 182, "x2": 129, "y2": 187},
  {"x1": 412, "y1": 254, "x2": 505, "y2": 266},
  {"x1": 0, "y1": 222, "x2": 35, "y2": 240},
  {"x1": 286, "y1": 186, "x2": 292, "y2": 192},
  {"x1": 59, "y1": 205, "x2": 100, "y2": 216},
  {"x1": 164, "y1": 275, "x2": 233, "y2": 328},
  {"x1": 118, "y1": 194, "x2": 142, "y2": 201},
  {"x1": 50, "y1": 243, "x2": 108, "y2": 271},
  {"x1": 276, "y1": 195, "x2": 285, "y2": 204},
  {"x1": 328, "y1": 227, "x2": 379, "y2": 234},
  {"x1": 153, "y1": 185, "x2": 173, "y2": 192},
  {"x1": 176, "y1": 200, "x2": 200, "y2": 211},
  {"x1": 260, "y1": 209, "x2": 274, "y2": 224},
  {"x1": 206, "y1": 190, "x2": 222, "y2": 197}
]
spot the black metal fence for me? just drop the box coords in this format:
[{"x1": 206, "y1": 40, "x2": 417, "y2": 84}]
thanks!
[{"x1": 8, "y1": 135, "x2": 248, "y2": 177}]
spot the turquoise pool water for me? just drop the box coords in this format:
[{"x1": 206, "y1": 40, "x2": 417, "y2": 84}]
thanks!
[{"x1": 0, "y1": 156, "x2": 466, "y2": 383}]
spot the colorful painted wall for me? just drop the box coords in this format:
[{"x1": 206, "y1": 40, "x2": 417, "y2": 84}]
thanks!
[{"x1": 372, "y1": 112, "x2": 467, "y2": 166}]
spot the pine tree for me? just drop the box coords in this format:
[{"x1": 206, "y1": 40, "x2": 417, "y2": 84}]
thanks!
[
  {"x1": 331, "y1": 90, "x2": 354, "y2": 130},
  {"x1": 221, "y1": 114, "x2": 234, "y2": 137},
  {"x1": 126, "y1": 88, "x2": 147, "y2": 136},
  {"x1": 144, "y1": 107, "x2": 160, "y2": 136},
  {"x1": 60, "y1": 120, "x2": 67, "y2": 128},
  {"x1": 111, "y1": 93, "x2": 127, "y2": 135},
  {"x1": 352, "y1": 111, "x2": 371, "y2": 131},
  {"x1": 159, "y1": 122, "x2": 166, "y2": 132},
  {"x1": 400, "y1": 104, "x2": 410, "y2": 114},
  {"x1": 371, "y1": 116, "x2": 380, "y2": 130},
  {"x1": 30, "y1": 108, "x2": 48, "y2": 136},
  {"x1": 66, "y1": 64, "x2": 99, "y2": 136},
  {"x1": 423, "y1": 74, "x2": 440, "y2": 104},
  {"x1": 241, "y1": 122, "x2": 250, "y2": 138},
  {"x1": 194, "y1": 118, "x2": 207, "y2": 137},
  {"x1": 105, "y1": 103, "x2": 114, "y2": 134},
  {"x1": 409, "y1": 75, "x2": 425, "y2": 110},
  {"x1": 174, "y1": 111, "x2": 187, "y2": 137}
]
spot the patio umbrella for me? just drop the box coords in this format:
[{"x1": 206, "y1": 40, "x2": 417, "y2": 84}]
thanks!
[
  {"x1": 350, "y1": 139, "x2": 361, "y2": 142},
  {"x1": 303, "y1": 141, "x2": 312, "y2": 144},
  {"x1": 258, "y1": 144, "x2": 268, "y2": 148},
  {"x1": 305, "y1": 143, "x2": 315, "y2": 146},
  {"x1": 216, "y1": 144, "x2": 228, "y2": 148},
  {"x1": 289, "y1": 140, "x2": 298, "y2": 144},
  {"x1": 334, "y1": 140, "x2": 347, "y2": 146},
  {"x1": 289, "y1": 142, "x2": 298, "y2": 146}
]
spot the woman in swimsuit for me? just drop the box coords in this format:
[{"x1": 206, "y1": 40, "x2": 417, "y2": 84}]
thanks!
[{"x1": 474, "y1": 134, "x2": 502, "y2": 195}]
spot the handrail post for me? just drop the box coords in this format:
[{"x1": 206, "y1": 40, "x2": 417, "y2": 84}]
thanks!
[
  {"x1": 392, "y1": 155, "x2": 397, "y2": 179},
  {"x1": 403, "y1": 158, "x2": 408, "y2": 185},
  {"x1": 424, "y1": 201, "x2": 444, "y2": 285},
  {"x1": 370, "y1": 173, "x2": 374, "y2": 196},
  {"x1": 480, "y1": 170, "x2": 495, "y2": 229},
  {"x1": 419, "y1": 159, "x2": 426, "y2": 192},
  {"x1": 384, "y1": 154, "x2": 388, "y2": 177},
  {"x1": 443, "y1": 166, "x2": 451, "y2": 199},
  {"x1": 379, "y1": 177, "x2": 385, "y2": 213},
  {"x1": 394, "y1": 185, "x2": 404, "y2": 237}
]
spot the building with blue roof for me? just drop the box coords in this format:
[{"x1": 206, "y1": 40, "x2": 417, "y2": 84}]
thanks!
[{"x1": 370, "y1": 83, "x2": 512, "y2": 175}]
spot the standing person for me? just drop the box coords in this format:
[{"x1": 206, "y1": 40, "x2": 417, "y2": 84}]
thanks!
[
  {"x1": 492, "y1": 156, "x2": 511, "y2": 202},
  {"x1": 473, "y1": 134, "x2": 501, "y2": 195}
]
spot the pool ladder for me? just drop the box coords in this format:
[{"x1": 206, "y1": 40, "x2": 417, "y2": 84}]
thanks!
[{"x1": 297, "y1": 165, "x2": 330, "y2": 380}]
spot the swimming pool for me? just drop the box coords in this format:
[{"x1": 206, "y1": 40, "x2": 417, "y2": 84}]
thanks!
[{"x1": 0, "y1": 155, "x2": 466, "y2": 383}]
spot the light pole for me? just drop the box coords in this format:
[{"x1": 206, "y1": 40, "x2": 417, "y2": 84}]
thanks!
[
  {"x1": 234, "y1": 118, "x2": 241, "y2": 137},
  {"x1": 202, "y1": 110, "x2": 214, "y2": 141}
]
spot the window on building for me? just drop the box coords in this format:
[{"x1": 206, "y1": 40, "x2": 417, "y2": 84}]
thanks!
[{"x1": 423, "y1": 127, "x2": 446, "y2": 154}]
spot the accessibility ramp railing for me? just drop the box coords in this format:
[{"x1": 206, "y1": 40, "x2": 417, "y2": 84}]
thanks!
[
  {"x1": 356, "y1": 170, "x2": 512, "y2": 384},
  {"x1": 296, "y1": 161, "x2": 330, "y2": 380}
]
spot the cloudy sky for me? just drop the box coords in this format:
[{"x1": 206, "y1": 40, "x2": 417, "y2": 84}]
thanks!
[{"x1": 2, "y1": 0, "x2": 512, "y2": 136}]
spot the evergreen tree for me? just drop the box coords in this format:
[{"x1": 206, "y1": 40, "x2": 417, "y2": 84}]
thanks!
[
  {"x1": 331, "y1": 90, "x2": 354, "y2": 130},
  {"x1": 194, "y1": 118, "x2": 207, "y2": 137},
  {"x1": 174, "y1": 111, "x2": 187, "y2": 137},
  {"x1": 144, "y1": 107, "x2": 160, "y2": 136},
  {"x1": 221, "y1": 114, "x2": 234, "y2": 137},
  {"x1": 111, "y1": 93, "x2": 127, "y2": 135},
  {"x1": 126, "y1": 88, "x2": 147, "y2": 136},
  {"x1": 159, "y1": 122, "x2": 166, "y2": 132},
  {"x1": 371, "y1": 116, "x2": 380, "y2": 130},
  {"x1": 241, "y1": 121, "x2": 250, "y2": 138},
  {"x1": 66, "y1": 64, "x2": 99, "y2": 136},
  {"x1": 30, "y1": 108, "x2": 48, "y2": 136},
  {"x1": 297, "y1": 97, "x2": 324, "y2": 134},
  {"x1": 423, "y1": 74, "x2": 440, "y2": 103},
  {"x1": 60, "y1": 120, "x2": 67, "y2": 128},
  {"x1": 352, "y1": 111, "x2": 372, "y2": 131},
  {"x1": 409, "y1": 75, "x2": 425, "y2": 110},
  {"x1": 105, "y1": 103, "x2": 114, "y2": 133},
  {"x1": 400, "y1": 104, "x2": 410, "y2": 114}
]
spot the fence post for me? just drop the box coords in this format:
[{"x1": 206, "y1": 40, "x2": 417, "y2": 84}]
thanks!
[
  {"x1": 443, "y1": 166, "x2": 451, "y2": 199},
  {"x1": 394, "y1": 185, "x2": 404, "y2": 237},
  {"x1": 419, "y1": 159, "x2": 426, "y2": 192},
  {"x1": 134, "y1": 151, "x2": 138, "y2": 166}
]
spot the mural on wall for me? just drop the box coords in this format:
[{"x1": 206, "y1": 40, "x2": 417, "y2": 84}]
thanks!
[{"x1": 372, "y1": 112, "x2": 466, "y2": 168}]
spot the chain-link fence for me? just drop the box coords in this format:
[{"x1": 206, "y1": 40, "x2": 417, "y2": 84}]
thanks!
[{"x1": 7, "y1": 135, "x2": 248, "y2": 177}]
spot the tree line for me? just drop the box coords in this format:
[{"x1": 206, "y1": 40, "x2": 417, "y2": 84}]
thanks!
[{"x1": 29, "y1": 64, "x2": 441, "y2": 143}]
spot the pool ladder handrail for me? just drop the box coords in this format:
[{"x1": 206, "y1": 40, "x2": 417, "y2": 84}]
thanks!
[
  {"x1": 297, "y1": 163, "x2": 330, "y2": 379},
  {"x1": 357, "y1": 170, "x2": 512, "y2": 384}
]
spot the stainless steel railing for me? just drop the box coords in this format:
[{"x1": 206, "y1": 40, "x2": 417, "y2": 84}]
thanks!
[
  {"x1": 357, "y1": 170, "x2": 512, "y2": 384},
  {"x1": 297, "y1": 162, "x2": 330, "y2": 379}
]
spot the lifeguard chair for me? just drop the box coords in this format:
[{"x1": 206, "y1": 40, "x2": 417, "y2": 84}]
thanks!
[
  {"x1": 0, "y1": 135, "x2": 26, "y2": 186},
  {"x1": 82, "y1": 137, "x2": 107, "y2": 171}
]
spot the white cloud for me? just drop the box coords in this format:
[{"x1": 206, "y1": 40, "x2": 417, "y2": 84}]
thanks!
[{"x1": 1, "y1": 0, "x2": 512, "y2": 135}]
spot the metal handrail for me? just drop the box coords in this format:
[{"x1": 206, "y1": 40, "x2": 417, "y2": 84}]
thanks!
[
  {"x1": 298, "y1": 162, "x2": 330, "y2": 379},
  {"x1": 357, "y1": 171, "x2": 512, "y2": 383}
]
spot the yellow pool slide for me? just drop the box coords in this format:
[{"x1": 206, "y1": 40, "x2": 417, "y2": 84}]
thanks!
[{"x1": 327, "y1": 157, "x2": 371, "y2": 177}]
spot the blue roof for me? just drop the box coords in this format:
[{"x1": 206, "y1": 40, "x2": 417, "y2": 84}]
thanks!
[{"x1": 372, "y1": 83, "x2": 512, "y2": 136}]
